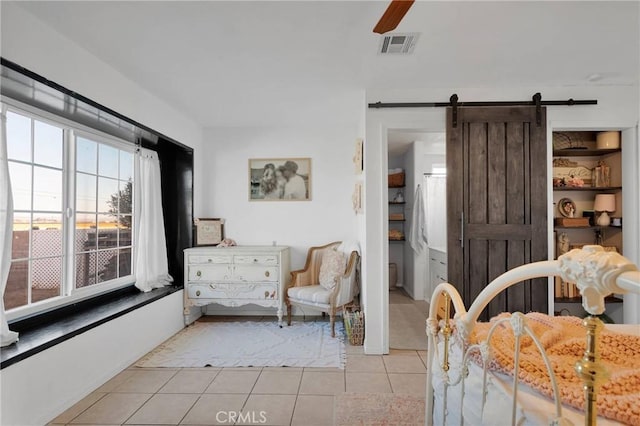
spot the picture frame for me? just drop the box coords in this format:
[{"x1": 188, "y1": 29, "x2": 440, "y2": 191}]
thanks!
[
  {"x1": 194, "y1": 218, "x2": 224, "y2": 246},
  {"x1": 558, "y1": 198, "x2": 576, "y2": 218},
  {"x1": 248, "y1": 158, "x2": 311, "y2": 201},
  {"x1": 352, "y1": 181, "x2": 363, "y2": 214},
  {"x1": 353, "y1": 138, "x2": 364, "y2": 174}
]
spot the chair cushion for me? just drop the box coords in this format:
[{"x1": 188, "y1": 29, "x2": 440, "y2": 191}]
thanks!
[
  {"x1": 319, "y1": 249, "x2": 346, "y2": 290},
  {"x1": 288, "y1": 285, "x2": 331, "y2": 305}
]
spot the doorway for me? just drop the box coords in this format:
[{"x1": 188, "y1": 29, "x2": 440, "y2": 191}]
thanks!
[{"x1": 387, "y1": 130, "x2": 445, "y2": 350}]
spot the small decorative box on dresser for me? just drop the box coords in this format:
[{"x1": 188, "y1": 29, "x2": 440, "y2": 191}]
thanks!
[{"x1": 183, "y1": 246, "x2": 291, "y2": 326}]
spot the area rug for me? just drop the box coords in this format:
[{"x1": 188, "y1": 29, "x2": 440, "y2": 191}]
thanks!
[
  {"x1": 389, "y1": 304, "x2": 428, "y2": 350},
  {"x1": 335, "y1": 393, "x2": 425, "y2": 426},
  {"x1": 135, "y1": 321, "x2": 346, "y2": 368}
]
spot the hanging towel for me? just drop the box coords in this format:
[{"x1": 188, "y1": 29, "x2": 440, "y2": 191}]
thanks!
[{"x1": 408, "y1": 185, "x2": 428, "y2": 253}]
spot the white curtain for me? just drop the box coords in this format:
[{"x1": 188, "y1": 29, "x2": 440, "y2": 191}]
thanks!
[
  {"x1": 1, "y1": 106, "x2": 19, "y2": 346},
  {"x1": 425, "y1": 175, "x2": 447, "y2": 251},
  {"x1": 134, "y1": 148, "x2": 173, "y2": 292}
]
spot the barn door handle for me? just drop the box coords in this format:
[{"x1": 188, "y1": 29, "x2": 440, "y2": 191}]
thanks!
[{"x1": 460, "y1": 212, "x2": 464, "y2": 248}]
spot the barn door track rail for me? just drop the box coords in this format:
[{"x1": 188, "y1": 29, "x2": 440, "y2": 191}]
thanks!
[{"x1": 368, "y1": 93, "x2": 597, "y2": 127}]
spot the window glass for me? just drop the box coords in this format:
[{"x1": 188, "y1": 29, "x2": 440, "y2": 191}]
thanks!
[
  {"x1": 11, "y1": 212, "x2": 31, "y2": 260},
  {"x1": 5, "y1": 261, "x2": 29, "y2": 310},
  {"x1": 120, "y1": 150, "x2": 133, "y2": 182},
  {"x1": 75, "y1": 213, "x2": 97, "y2": 253},
  {"x1": 6, "y1": 111, "x2": 31, "y2": 162},
  {"x1": 75, "y1": 136, "x2": 135, "y2": 290},
  {"x1": 97, "y1": 177, "x2": 119, "y2": 213},
  {"x1": 3, "y1": 108, "x2": 136, "y2": 314},
  {"x1": 32, "y1": 213, "x2": 63, "y2": 257},
  {"x1": 8, "y1": 162, "x2": 32, "y2": 210},
  {"x1": 34, "y1": 121, "x2": 63, "y2": 168},
  {"x1": 76, "y1": 173, "x2": 97, "y2": 212},
  {"x1": 98, "y1": 143, "x2": 119, "y2": 178},
  {"x1": 31, "y1": 257, "x2": 62, "y2": 303},
  {"x1": 33, "y1": 166, "x2": 63, "y2": 212},
  {"x1": 76, "y1": 137, "x2": 97, "y2": 174}
]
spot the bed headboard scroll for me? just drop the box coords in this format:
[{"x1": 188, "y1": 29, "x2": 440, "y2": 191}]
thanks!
[{"x1": 558, "y1": 245, "x2": 638, "y2": 315}]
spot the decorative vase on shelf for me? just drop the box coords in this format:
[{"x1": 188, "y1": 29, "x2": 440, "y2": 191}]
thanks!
[{"x1": 393, "y1": 191, "x2": 404, "y2": 203}]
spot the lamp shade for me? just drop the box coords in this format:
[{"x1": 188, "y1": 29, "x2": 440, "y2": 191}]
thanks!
[{"x1": 594, "y1": 194, "x2": 615, "y2": 212}]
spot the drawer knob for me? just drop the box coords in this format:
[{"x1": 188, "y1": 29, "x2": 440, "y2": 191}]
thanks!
[
  {"x1": 265, "y1": 271, "x2": 270, "y2": 277},
  {"x1": 195, "y1": 290, "x2": 201, "y2": 296},
  {"x1": 207, "y1": 258, "x2": 212, "y2": 263},
  {"x1": 196, "y1": 270, "x2": 202, "y2": 277},
  {"x1": 254, "y1": 258, "x2": 258, "y2": 263}
]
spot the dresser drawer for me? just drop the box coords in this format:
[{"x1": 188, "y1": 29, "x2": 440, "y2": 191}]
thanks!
[
  {"x1": 188, "y1": 265, "x2": 232, "y2": 281},
  {"x1": 234, "y1": 255, "x2": 279, "y2": 265},
  {"x1": 233, "y1": 265, "x2": 279, "y2": 282},
  {"x1": 188, "y1": 254, "x2": 233, "y2": 264},
  {"x1": 188, "y1": 283, "x2": 279, "y2": 300}
]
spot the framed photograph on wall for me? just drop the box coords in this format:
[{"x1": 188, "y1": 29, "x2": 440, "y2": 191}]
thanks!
[
  {"x1": 248, "y1": 158, "x2": 312, "y2": 201},
  {"x1": 194, "y1": 218, "x2": 224, "y2": 246}
]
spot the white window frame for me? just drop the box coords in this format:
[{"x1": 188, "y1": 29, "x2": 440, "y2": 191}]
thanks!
[{"x1": 4, "y1": 98, "x2": 138, "y2": 323}]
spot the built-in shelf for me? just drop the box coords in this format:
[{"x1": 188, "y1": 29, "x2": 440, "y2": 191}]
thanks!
[
  {"x1": 388, "y1": 185, "x2": 406, "y2": 189},
  {"x1": 554, "y1": 225, "x2": 622, "y2": 230},
  {"x1": 555, "y1": 295, "x2": 623, "y2": 304},
  {"x1": 553, "y1": 186, "x2": 621, "y2": 192},
  {"x1": 553, "y1": 148, "x2": 621, "y2": 157},
  {"x1": 389, "y1": 239, "x2": 405, "y2": 242},
  {"x1": 389, "y1": 201, "x2": 405, "y2": 205},
  {"x1": 389, "y1": 219, "x2": 405, "y2": 222}
]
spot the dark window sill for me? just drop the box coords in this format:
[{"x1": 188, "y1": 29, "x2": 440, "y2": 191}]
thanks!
[{"x1": 1, "y1": 284, "x2": 182, "y2": 370}]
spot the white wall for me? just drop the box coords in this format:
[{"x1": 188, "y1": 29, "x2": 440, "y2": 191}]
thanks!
[
  {"x1": 201, "y1": 125, "x2": 360, "y2": 312},
  {"x1": 0, "y1": 291, "x2": 184, "y2": 426},
  {"x1": 0, "y1": 2, "x2": 205, "y2": 215},
  {"x1": 364, "y1": 85, "x2": 640, "y2": 353}
]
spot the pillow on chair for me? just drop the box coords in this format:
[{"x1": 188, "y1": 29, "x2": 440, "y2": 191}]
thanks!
[{"x1": 319, "y1": 249, "x2": 346, "y2": 290}]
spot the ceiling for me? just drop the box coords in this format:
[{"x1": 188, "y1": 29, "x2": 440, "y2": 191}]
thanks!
[{"x1": 10, "y1": 1, "x2": 640, "y2": 130}]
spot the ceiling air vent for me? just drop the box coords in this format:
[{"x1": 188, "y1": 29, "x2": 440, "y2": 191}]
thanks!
[{"x1": 378, "y1": 32, "x2": 419, "y2": 55}]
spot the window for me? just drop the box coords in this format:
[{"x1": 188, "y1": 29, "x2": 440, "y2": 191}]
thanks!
[{"x1": 4, "y1": 106, "x2": 136, "y2": 318}]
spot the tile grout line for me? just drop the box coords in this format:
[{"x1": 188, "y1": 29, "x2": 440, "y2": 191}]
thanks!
[{"x1": 120, "y1": 368, "x2": 180, "y2": 426}]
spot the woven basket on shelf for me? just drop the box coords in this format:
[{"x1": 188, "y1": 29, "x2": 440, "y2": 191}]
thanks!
[{"x1": 388, "y1": 172, "x2": 405, "y2": 187}]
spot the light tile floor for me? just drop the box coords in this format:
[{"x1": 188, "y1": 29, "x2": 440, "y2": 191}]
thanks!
[{"x1": 49, "y1": 316, "x2": 428, "y2": 426}]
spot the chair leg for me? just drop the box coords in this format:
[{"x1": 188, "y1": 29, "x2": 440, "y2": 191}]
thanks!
[
  {"x1": 330, "y1": 313, "x2": 336, "y2": 338},
  {"x1": 286, "y1": 301, "x2": 292, "y2": 326}
]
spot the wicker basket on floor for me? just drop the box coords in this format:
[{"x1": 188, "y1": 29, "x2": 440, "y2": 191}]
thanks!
[{"x1": 343, "y1": 310, "x2": 364, "y2": 346}]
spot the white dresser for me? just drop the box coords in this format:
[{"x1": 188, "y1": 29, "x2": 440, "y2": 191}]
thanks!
[{"x1": 183, "y1": 246, "x2": 290, "y2": 325}]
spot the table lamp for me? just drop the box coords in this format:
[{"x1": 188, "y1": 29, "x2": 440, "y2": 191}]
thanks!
[{"x1": 594, "y1": 194, "x2": 615, "y2": 226}]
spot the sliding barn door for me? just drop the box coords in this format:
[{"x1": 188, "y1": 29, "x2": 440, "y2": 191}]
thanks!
[{"x1": 447, "y1": 107, "x2": 547, "y2": 320}]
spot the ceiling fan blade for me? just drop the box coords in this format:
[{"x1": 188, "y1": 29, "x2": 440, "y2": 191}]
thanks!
[{"x1": 373, "y1": 0, "x2": 415, "y2": 34}]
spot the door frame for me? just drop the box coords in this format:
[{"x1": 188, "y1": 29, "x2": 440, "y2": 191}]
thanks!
[{"x1": 369, "y1": 118, "x2": 446, "y2": 354}]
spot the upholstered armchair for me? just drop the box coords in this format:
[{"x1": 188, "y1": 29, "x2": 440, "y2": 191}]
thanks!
[{"x1": 285, "y1": 241, "x2": 360, "y2": 337}]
